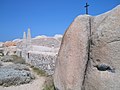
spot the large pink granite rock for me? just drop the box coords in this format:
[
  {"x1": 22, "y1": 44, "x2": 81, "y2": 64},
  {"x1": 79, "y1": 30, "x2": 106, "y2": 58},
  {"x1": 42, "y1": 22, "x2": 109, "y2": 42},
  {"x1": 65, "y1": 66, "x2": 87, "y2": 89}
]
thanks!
[
  {"x1": 84, "y1": 5, "x2": 120, "y2": 90},
  {"x1": 54, "y1": 15, "x2": 91, "y2": 90},
  {"x1": 54, "y1": 5, "x2": 120, "y2": 90}
]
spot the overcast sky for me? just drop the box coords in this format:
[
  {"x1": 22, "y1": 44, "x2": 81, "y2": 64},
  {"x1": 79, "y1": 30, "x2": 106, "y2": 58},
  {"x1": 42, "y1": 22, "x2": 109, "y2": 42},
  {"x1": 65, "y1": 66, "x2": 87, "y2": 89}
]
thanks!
[{"x1": 0, "y1": 0, "x2": 120, "y2": 41}]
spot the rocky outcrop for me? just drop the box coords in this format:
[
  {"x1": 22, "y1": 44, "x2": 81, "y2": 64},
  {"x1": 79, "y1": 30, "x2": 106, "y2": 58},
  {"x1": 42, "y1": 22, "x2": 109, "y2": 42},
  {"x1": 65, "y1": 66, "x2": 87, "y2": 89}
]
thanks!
[
  {"x1": 83, "y1": 5, "x2": 120, "y2": 90},
  {"x1": 1, "y1": 55, "x2": 25, "y2": 64},
  {"x1": 54, "y1": 5, "x2": 120, "y2": 90},
  {"x1": 54, "y1": 15, "x2": 91, "y2": 90},
  {"x1": 0, "y1": 64, "x2": 34, "y2": 87},
  {"x1": 3, "y1": 41, "x2": 16, "y2": 47},
  {"x1": 32, "y1": 37, "x2": 62, "y2": 48},
  {"x1": 1, "y1": 55, "x2": 14, "y2": 62}
]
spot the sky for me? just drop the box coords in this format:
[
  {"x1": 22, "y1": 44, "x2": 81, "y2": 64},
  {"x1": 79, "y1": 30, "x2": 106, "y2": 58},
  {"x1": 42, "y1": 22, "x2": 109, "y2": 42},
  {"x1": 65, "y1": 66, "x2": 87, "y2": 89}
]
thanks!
[{"x1": 0, "y1": 0, "x2": 120, "y2": 42}]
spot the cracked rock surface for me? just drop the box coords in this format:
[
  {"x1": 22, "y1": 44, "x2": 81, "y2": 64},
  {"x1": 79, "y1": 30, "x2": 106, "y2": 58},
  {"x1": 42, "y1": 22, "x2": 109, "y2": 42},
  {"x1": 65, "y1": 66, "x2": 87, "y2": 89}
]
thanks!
[
  {"x1": 54, "y1": 5, "x2": 120, "y2": 90},
  {"x1": 54, "y1": 15, "x2": 91, "y2": 90},
  {"x1": 84, "y1": 5, "x2": 120, "y2": 90}
]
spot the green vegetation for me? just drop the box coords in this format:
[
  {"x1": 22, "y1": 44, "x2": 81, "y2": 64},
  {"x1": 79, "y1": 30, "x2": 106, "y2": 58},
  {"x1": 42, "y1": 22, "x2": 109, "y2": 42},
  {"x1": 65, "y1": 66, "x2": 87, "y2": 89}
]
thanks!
[
  {"x1": 42, "y1": 83, "x2": 55, "y2": 90},
  {"x1": 0, "y1": 55, "x2": 25, "y2": 64},
  {"x1": 31, "y1": 66, "x2": 48, "y2": 77},
  {"x1": 11, "y1": 55, "x2": 26, "y2": 64},
  {"x1": 42, "y1": 76, "x2": 55, "y2": 90},
  {"x1": 30, "y1": 65, "x2": 55, "y2": 90}
]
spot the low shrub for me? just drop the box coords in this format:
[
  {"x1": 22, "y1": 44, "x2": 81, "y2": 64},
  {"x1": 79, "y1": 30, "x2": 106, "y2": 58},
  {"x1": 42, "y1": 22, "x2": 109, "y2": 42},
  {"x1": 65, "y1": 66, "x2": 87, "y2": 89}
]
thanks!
[
  {"x1": 11, "y1": 55, "x2": 26, "y2": 64},
  {"x1": 31, "y1": 66, "x2": 48, "y2": 77},
  {"x1": 42, "y1": 76, "x2": 55, "y2": 90}
]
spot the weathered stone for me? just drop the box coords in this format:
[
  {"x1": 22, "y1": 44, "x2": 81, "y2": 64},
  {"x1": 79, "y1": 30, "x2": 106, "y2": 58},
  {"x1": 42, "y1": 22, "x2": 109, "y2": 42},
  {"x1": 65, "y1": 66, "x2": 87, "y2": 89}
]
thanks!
[
  {"x1": 2, "y1": 64, "x2": 30, "y2": 71},
  {"x1": 22, "y1": 32, "x2": 27, "y2": 59},
  {"x1": 1, "y1": 55, "x2": 14, "y2": 62},
  {"x1": 27, "y1": 28, "x2": 32, "y2": 45},
  {"x1": 1, "y1": 55, "x2": 25, "y2": 64},
  {"x1": 84, "y1": 5, "x2": 120, "y2": 90},
  {"x1": 54, "y1": 15, "x2": 91, "y2": 90},
  {"x1": 54, "y1": 5, "x2": 120, "y2": 90},
  {"x1": 28, "y1": 52, "x2": 57, "y2": 75},
  {"x1": 0, "y1": 64, "x2": 34, "y2": 87},
  {"x1": 4, "y1": 46, "x2": 17, "y2": 56},
  {"x1": 3, "y1": 41, "x2": 16, "y2": 47}
]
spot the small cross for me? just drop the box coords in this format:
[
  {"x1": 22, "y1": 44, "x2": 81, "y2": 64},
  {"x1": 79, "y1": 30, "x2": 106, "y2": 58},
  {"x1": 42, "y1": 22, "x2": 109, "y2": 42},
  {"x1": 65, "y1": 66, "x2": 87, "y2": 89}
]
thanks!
[{"x1": 84, "y1": 3, "x2": 89, "y2": 14}]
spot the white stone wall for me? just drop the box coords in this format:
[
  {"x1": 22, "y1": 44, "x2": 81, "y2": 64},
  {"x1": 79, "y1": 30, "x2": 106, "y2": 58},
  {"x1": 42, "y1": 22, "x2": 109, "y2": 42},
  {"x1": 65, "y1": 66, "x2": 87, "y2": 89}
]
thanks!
[
  {"x1": 16, "y1": 29, "x2": 62, "y2": 75},
  {"x1": 3, "y1": 46, "x2": 17, "y2": 55},
  {"x1": 26, "y1": 52, "x2": 57, "y2": 75}
]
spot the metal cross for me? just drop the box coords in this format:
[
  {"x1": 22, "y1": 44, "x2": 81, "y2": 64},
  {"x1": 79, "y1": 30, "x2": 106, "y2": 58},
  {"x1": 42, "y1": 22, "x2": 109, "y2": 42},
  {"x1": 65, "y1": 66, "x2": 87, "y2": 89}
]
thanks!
[{"x1": 84, "y1": 3, "x2": 89, "y2": 14}]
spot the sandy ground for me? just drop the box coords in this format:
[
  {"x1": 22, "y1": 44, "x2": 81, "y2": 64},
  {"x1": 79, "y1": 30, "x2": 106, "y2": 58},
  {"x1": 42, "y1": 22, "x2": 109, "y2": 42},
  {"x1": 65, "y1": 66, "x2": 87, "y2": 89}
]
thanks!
[
  {"x1": 0, "y1": 77, "x2": 45, "y2": 90},
  {"x1": 0, "y1": 62, "x2": 46, "y2": 90}
]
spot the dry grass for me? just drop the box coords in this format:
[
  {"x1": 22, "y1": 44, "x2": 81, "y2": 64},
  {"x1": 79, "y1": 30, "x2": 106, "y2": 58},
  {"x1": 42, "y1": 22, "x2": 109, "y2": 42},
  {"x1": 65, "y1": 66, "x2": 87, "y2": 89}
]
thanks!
[
  {"x1": 31, "y1": 66, "x2": 48, "y2": 77},
  {"x1": 42, "y1": 76, "x2": 55, "y2": 90},
  {"x1": 11, "y1": 55, "x2": 26, "y2": 64},
  {"x1": 30, "y1": 65, "x2": 55, "y2": 90}
]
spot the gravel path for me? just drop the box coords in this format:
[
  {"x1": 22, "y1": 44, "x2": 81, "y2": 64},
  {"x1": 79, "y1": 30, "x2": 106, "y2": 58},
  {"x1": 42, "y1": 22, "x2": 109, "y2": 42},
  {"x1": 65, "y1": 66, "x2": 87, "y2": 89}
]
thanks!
[{"x1": 0, "y1": 76, "x2": 45, "y2": 90}]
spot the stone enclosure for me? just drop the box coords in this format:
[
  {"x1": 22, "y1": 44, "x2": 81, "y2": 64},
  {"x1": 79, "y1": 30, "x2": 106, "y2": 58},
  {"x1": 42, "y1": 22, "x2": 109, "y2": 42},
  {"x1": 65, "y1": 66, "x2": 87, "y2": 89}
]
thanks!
[
  {"x1": 16, "y1": 29, "x2": 62, "y2": 75},
  {"x1": 1, "y1": 29, "x2": 62, "y2": 75}
]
